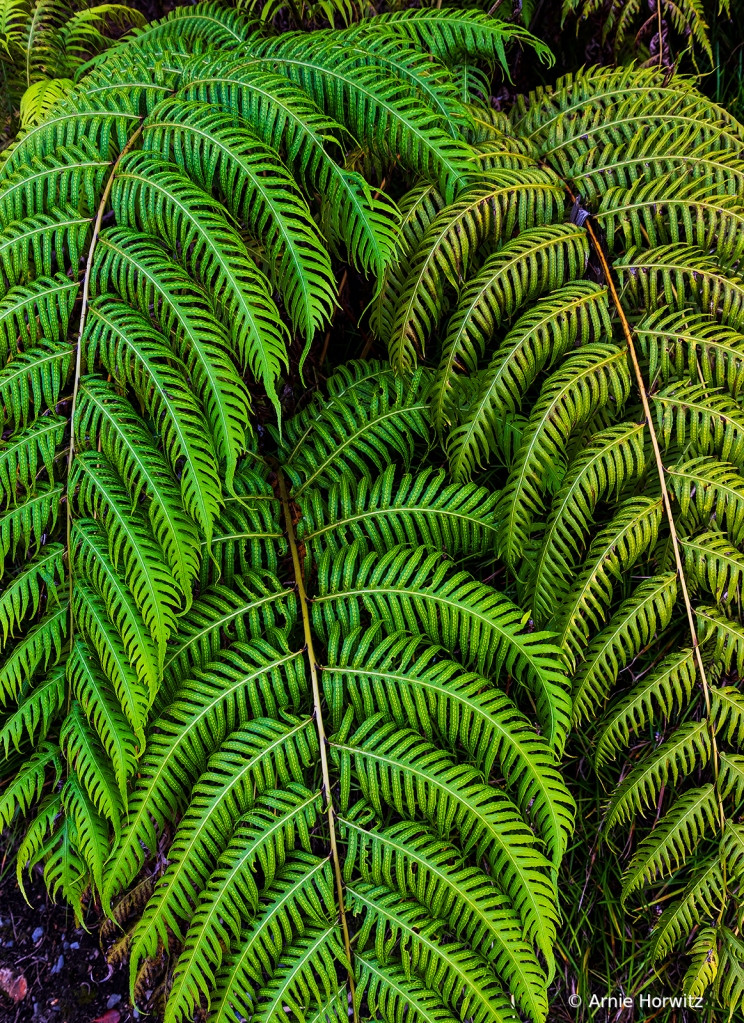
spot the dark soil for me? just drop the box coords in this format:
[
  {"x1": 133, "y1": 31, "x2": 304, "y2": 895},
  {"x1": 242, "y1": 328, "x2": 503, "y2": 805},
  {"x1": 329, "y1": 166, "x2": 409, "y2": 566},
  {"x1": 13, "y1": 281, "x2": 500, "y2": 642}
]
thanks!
[{"x1": 0, "y1": 861, "x2": 134, "y2": 1023}]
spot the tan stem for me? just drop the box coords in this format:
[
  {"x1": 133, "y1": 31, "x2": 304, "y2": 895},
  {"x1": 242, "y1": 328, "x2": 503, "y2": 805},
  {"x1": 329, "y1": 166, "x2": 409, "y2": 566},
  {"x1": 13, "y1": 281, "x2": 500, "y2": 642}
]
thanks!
[
  {"x1": 278, "y1": 471, "x2": 358, "y2": 1018},
  {"x1": 65, "y1": 122, "x2": 144, "y2": 656},
  {"x1": 577, "y1": 210, "x2": 724, "y2": 831}
]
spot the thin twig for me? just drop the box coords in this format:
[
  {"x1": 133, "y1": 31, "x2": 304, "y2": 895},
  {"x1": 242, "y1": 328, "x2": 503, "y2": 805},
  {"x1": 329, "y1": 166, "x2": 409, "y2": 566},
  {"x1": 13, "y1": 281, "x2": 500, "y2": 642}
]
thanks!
[
  {"x1": 64, "y1": 121, "x2": 144, "y2": 662},
  {"x1": 574, "y1": 199, "x2": 725, "y2": 833},
  {"x1": 277, "y1": 471, "x2": 358, "y2": 1020}
]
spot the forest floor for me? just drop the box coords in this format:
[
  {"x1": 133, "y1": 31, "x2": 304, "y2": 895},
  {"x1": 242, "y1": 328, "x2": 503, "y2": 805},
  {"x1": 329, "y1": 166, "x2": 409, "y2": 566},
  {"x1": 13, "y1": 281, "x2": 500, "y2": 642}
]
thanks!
[{"x1": 0, "y1": 853, "x2": 134, "y2": 1023}]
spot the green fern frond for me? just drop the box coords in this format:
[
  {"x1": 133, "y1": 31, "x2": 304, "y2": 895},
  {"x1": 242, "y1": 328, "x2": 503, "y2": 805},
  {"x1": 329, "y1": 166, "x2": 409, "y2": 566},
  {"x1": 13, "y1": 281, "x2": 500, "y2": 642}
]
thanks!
[
  {"x1": 0, "y1": 738, "x2": 60, "y2": 826},
  {"x1": 683, "y1": 531, "x2": 744, "y2": 605},
  {"x1": 0, "y1": 662, "x2": 64, "y2": 755},
  {"x1": 315, "y1": 543, "x2": 571, "y2": 751},
  {"x1": 0, "y1": 416, "x2": 65, "y2": 503},
  {"x1": 0, "y1": 599, "x2": 67, "y2": 703},
  {"x1": 341, "y1": 814, "x2": 547, "y2": 1021},
  {"x1": 155, "y1": 784, "x2": 322, "y2": 1023},
  {"x1": 696, "y1": 605, "x2": 744, "y2": 676},
  {"x1": 72, "y1": 452, "x2": 181, "y2": 655},
  {"x1": 128, "y1": 718, "x2": 317, "y2": 957},
  {"x1": 279, "y1": 366, "x2": 432, "y2": 496},
  {"x1": 621, "y1": 785, "x2": 718, "y2": 903},
  {"x1": 572, "y1": 573, "x2": 678, "y2": 727},
  {"x1": 103, "y1": 638, "x2": 307, "y2": 907},
  {"x1": 386, "y1": 171, "x2": 563, "y2": 372},
  {"x1": 72, "y1": 518, "x2": 160, "y2": 697},
  {"x1": 498, "y1": 344, "x2": 631, "y2": 567},
  {"x1": 668, "y1": 458, "x2": 744, "y2": 543},
  {"x1": 553, "y1": 497, "x2": 663, "y2": 669},
  {"x1": 636, "y1": 310, "x2": 744, "y2": 396},
  {"x1": 74, "y1": 378, "x2": 201, "y2": 599},
  {"x1": 67, "y1": 639, "x2": 138, "y2": 800},
  {"x1": 349, "y1": 882, "x2": 523, "y2": 1023},
  {"x1": 654, "y1": 380, "x2": 744, "y2": 470},
  {"x1": 447, "y1": 282, "x2": 612, "y2": 482},
  {"x1": 0, "y1": 204, "x2": 89, "y2": 285},
  {"x1": 431, "y1": 224, "x2": 590, "y2": 432},
  {"x1": 684, "y1": 927, "x2": 719, "y2": 999},
  {"x1": 0, "y1": 274, "x2": 76, "y2": 359},
  {"x1": 594, "y1": 649, "x2": 697, "y2": 767},
  {"x1": 211, "y1": 852, "x2": 337, "y2": 1023},
  {"x1": 325, "y1": 625, "x2": 574, "y2": 861},
  {"x1": 605, "y1": 721, "x2": 711, "y2": 830},
  {"x1": 298, "y1": 465, "x2": 500, "y2": 574},
  {"x1": 0, "y1": 488, "x2": 61, "y2": 567},
  {"x1": 0, "y1": 541, "x2": 62, "y2": 648},
  {"x1": 332, "y1": 717, "x2": 559, "y2": 963},
  {"x1": 61, "y1": 772, "x2": 110, "y2": 892},
  {"x1": 527, "y1": 422, "x2": 646, "y2": 625},
  {"x1": 651, "y1": 857, "x2": 725, "y2": 960},
  {"x1": 61, "y1": 701, "x2": 124, "y2": 834}
]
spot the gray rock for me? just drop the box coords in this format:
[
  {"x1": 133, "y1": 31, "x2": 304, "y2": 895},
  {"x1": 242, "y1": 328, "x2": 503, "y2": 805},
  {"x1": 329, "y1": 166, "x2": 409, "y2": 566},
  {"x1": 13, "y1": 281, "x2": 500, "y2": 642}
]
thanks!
[
  {"x1": 32, "y1": 927, "x2": 44, "y2": 943},
  {"x1": 107, "y1": 995, "x2": 122, "y2": 1009},
  {"x1": 50, "y1": 954, "x2": 64, "y2": 975}
]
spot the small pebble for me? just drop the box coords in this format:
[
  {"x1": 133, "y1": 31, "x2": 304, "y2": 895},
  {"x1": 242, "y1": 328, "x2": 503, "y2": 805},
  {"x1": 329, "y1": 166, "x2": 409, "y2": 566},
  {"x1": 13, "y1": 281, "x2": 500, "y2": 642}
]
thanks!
[
  {"x1": 107, "y1": 995, "x2": 122, "y2": 1009},
  {"x1": 50, "y1": 955, "x2": 64, "y2": 975},
  {"x1": 31, "y1": 927, "x2": 44, "y2": 943},
  {"x1": 4, "y1": 940, "x2": 13, "y2": 948},
  {"x1": 132, "y1": 1009, "x2": 140, "y2": 1020},
  {"x1": 70, "y1": 941, "x2": 79, "y2": 949}
]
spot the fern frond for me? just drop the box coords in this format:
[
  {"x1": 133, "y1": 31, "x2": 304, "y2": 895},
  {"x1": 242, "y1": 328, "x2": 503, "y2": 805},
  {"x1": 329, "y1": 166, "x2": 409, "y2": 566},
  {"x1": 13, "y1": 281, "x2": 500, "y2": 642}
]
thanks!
[
  {"x1": 387, "y1": 171, "x2": 563, "y2": 372},
  {"x1": 112, "y1": 151, "x2": 289, "y2": 414},
  {"x1": 315, "y1": 543, "x2": 571, "y2": 752},
  {"x1": 668, "y1": 458, "x2": 744, "y2": 543},
  {"x1": 554, "y1": 497, "x2": 663, "y2": 668},
  {"x1": 140, "y1": 98, "x2": 336, "y2": 342},
  {"x1": 683, "y1": 926, "x2": 719, "y2": 999},
  {"x1": 349, "y1": 883, "x2": 522, "y2": 1023},
  {"x1": 91, "y1": 229, "x2": 252, "y2": 490},
  {"x1": 279, "y1": 366, "x2": 432, "y2": 496},
  {"x1": 0, "y1": 204, "x2": 89, "y2": 286},
  {"x1": 325, "y1": 626, "x2": 574, "y2": 861},
  {"x1": 154, "y1": 784, "x2": 322, "y2": 1023},
  {"x1": 527, "y1": 422, "x2": 646, "y2": 625},
  {"x1": 696, "y1": 605, "x2": 744, "y2": 675},
  {"x1": 595, "y1": 649, "x2": 697, "y2": 767},
  {"x1": 0, "y1": 487, "x2": 61, "y2": 567},
  {"x1": 605, "y1": 721, "x2": 711, "y2": 830},
  {"x1": 332, "y1": 718, "x2": 559, "y2": 962},
  {"x1": 129, "y1": 718, "x2": 317, "y2": 956},
  {"x1": 654, "y1": 380, "x2": 744, "y2": 470},
  {"x1": 163, "y1": 571, "x2": 297, "y2": 690},
  {"x1": 0, "y1": 739, "x2": 60, "y2": 826},
  {"x1": 83, "y1": 299, "x2": 223, "y2": 537},
  {"x1": 341, "y1": 814, "x2": 547, "y2": 1022},
  {"x1": 67, "y1": 639, "x2": 138, "y2": 800},
  {"x1": 0, "y1": 662, "x2": 64, "y2": 755},
  {"x1": 0, "y1": 416, "x2": 66, "y2": 503},
  {"x1": 181, "y1": 59, "x2": 400, "y2": 277},
  {"x1": 651, "y1": 856, "x2": 725, "y2": 959},
  {"x1": 298, "y1": 465, "x2": 500, "y2": 574},
  {"x1": 0, "y1": 273, "x2": 76, "y2": 359},
  {"x1": 0, "y1": 341, "x2": 73, "y2": 431},
  {"x1": 72, "y1": 581, "x2": 150, "y2": 737},
  {"x1": 683, "y1": 531, "x2": 744, "y2": 605},
  {"x1": 0, "y1": 541, "x2": 63, "y2": 649},
  {"x1": 447, "y1": 282, "x2": 612, "y2": 482},
  {"x1": 621, "y1": 785, "x2": 718, "y2": 903},
  {"x1": 597, "y1": 177, "x2": 744, "y2": 267},
  {"x1": 75, "y1": 378, "x2": 200, "y2": 599},
  {"x1": 103, "y1": 638, "x2": 307, "y2": 907},
  {"x1": 615, "y1": 245, "x2": 744, "y2": 329},
  {"x1": 353, "y1": 9, "x2": 553, "y2": 74},
  {"x1": 61, "y1": 701, "x2": 124, "y2": 835},
  {"x1": 211, "y1": 853, "x2": 336, "y2": 1023},
  {"x1": 61, "y1": 772, "x2": 110, "y2": 892},
  {"x1": 498, "y1": 344, "x2": 631, "y2": 567},
  {"x1": 0, "y1": 599, "x2": 67, "y2": 704},
  {"x1": 72, "y1": 518, "x2": 160, "y2": 698},
  {"x1": 572, "y1": 573, "x2": 678, "y2": 727},
  {"x1": 431, "y1": 224, "x2": 590, "y2": 432}
]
